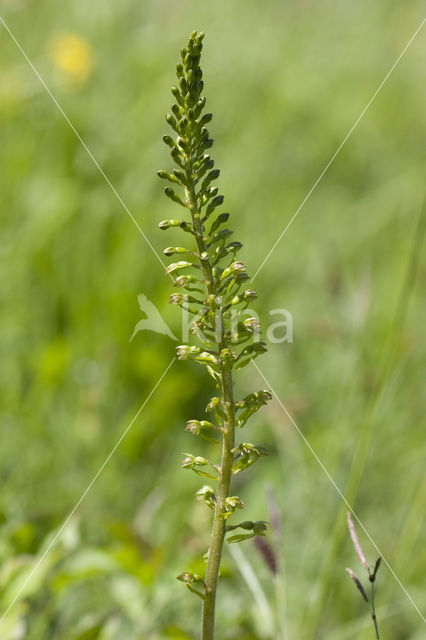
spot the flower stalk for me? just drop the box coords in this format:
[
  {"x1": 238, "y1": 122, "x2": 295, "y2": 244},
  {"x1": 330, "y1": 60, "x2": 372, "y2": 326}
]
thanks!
[
  {"x1": 346, "y1": 512, "x2": 381, "y2": 639},
  {"x1": 159, "y1": 31, "x2": 271, "y2": 639}
]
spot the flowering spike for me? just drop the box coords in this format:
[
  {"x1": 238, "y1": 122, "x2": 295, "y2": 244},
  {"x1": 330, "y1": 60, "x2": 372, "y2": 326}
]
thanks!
[
  {"x1": 158, "y1": 31, "x2": 269, "y2": 636},
  {"x1": 345, "y1": 514, "x2": 382, "y2": 638},
  {"x1": 347, "y1": 512, "x2": 369, "y2": 571}
]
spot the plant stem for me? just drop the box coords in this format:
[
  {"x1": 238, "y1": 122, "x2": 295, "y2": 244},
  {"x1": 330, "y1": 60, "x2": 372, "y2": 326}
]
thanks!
[
  {"x1": 371, "y1": 581, "x2": 380, "y2": 640},
  {"x1": 202, "y1": 366, "x2": 235, "y2": 640}
]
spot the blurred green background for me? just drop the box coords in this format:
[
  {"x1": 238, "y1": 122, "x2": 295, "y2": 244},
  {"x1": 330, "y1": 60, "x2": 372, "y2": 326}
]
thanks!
[{"x1": 0, "y1": 1, "x2": 425, "y2": 638}]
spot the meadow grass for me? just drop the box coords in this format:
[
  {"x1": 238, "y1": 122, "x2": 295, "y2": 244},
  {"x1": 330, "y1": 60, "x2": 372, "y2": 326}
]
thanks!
[{"x1": 0, "y1": 1, "x2": 425, "y2": 638}]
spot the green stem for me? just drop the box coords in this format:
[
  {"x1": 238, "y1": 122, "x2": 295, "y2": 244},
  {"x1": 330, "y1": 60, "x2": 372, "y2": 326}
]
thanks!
[
  {"x1": 202, "y1": 367, "x2": 235, "y2": 640},
  {"x1": 371, "y1": 581, "x2": 380, "y2": 640}
]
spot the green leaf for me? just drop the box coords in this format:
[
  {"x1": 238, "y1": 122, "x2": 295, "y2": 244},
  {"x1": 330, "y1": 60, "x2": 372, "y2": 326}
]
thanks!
[{"x1": 227, "y1": 533, "x2": 254, "y2": 544}]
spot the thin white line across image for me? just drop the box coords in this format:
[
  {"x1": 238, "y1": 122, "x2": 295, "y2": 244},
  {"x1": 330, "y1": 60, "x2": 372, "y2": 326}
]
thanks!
[
  {"x1": 0, "y1": 357, "x2": 176, "y2": 627},
  {"x1": 251, "y1": 358, "x2": 426, "y2": 624},
  {"x1": 0, "y1": 15, "x2": 167, "y2": 272},
  {"x1": 251, "y1": 17, "x2": 426, "y2": 282}
]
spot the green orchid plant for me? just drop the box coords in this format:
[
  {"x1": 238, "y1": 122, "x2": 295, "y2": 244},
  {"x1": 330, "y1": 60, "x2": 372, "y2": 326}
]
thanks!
[{"x1": 158, "y1": 30, "x2": 271, "y2": 639}]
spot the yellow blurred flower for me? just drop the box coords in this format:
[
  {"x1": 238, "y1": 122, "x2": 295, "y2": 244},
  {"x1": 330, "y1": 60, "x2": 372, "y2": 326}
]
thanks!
[{"x1": 48, "y1": 33, "x2": 94, "y2": 87}]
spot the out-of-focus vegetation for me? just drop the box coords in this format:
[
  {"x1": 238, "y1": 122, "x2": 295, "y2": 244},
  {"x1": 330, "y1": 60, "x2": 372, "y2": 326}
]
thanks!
[{"x1": 0, "y1": 1, "x2": 425, "y2": 638}]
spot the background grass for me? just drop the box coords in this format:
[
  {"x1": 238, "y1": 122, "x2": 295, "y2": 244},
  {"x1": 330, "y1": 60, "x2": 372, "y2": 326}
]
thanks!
[{"x1": 0, "y1": 1, "x2": 425, "y2": 638}]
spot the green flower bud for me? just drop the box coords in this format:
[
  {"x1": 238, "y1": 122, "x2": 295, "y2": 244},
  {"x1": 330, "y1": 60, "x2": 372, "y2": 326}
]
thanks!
[
  {"x1": 178, "y1": 220, "x2": 194, "y2": 233},
  {"x1": 162, "y1": 135, "x2": 175, "y2": 148},
  {"x1": 165, "y1": 261, "x2": 194, "y2": 275},
  {"x1": 173, "y1": 168, "x2": 189, "y2": 186},
  {"x1": 165, "y1": 113, "x2": 179, "y2": 133},
  {"x1": 157, "y1": 169, "x2": 180, "y2": 185},
  {"x1": 223, "y1": 495, "x2": 246, "y2": 519},
  {"x1": 158, "y1": 219, "x2": 181, "y2": 230},
  {"x1": 196, "y1": 485, "x2": 216, "y2": 510},
  {"x1": 205, "y1": 397, "x2": 224, "y2": 413},
  {"x1": 177, "y1": 570, "x2": 204, "y2": 585},
  {"x1": 208, "y1": 212, "x2": 229, "y2": 235},
  {"x1": 234, "y1": 390, "x2": 272, "y2": 429},
  {"x1": 200, "y1": 169, "x2": 220, "y2": 192},
  {"x1": 173, "y1": 274, "x2": 201, "y2": 288},
  {"x1": 171, "y1": 85, "x2": 184, "y2": 106},
  {"x1": 181, "y1": 453, "x2": 218, "y2": 479},
  {"x1": 176, "y1": 570, "x2": 206, "y2": 599},
  {"x1": 232, "y1": 442, "x2": 267, "y2": 474},
  {"x1": 231, "y1": 261, "x2": 246, "y2": 272},
  {"x1": 185, "y1": 420, "x2": 200, "y2": 434},
  {"x1": 206, "y1": 185, "x2": 218, "y2": 199},
  {"x1": 169, "y1": 293, "x2": 184, "y2": 306},
  {"x1": 210, "y1": 228, "x2": 233, "y2": 245},
  {"x1": 244, "y1": 289, "x2": 257, "y2": 301},
  {"x1": 164, "y1": 187, "x2": 187, "y2": 208},
  {"x1": 193, "y1": 97, "x2": 206, "y2": 118},
  {"x1": 178, "y1": 76, "x2": 188, "y2": 94},
  {"x1": 227, "y1": 241, "x2": 243, "y2": 253},
  {"x1": 221, "y1": 261, "x2": 246, "y2": 280},
  {"x1": 226, "y1": 496, "x2": 245, "y2": 510},
  {"x1": 186, "y1": 419, "x2": 215, "y2": 434},
  {"x1": 163, "y1": 246, "x2": 192, "y2": 256},
  {"x1": 181, "y1": 453, "x2": 208, "y2": 469},
  {"x1": 198, "y1": 112, "x2": 213, "y2": 127},
  {"x1": 170, "y1": 147, "x2": 185, "y2": 168},
  {"x1": 197, "y1": 158, "x2": 214, "y2": 179},
  {"x1": 205, "y1": 194, "x2": 224, "y2": 217},
  {"x1": 171, "y1": 104, "x2": 181, "y2": 119},
  {"x1": 176, "y1": 345, "x2": 201, "y2": 360},
  {"x1": 243, "y1": 317, "x2": 260, "y2": 332},
  {"x1": 176, "y1": 136, "x2": 188, "y2": 151}
]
